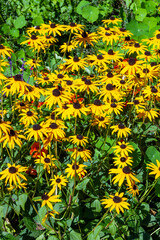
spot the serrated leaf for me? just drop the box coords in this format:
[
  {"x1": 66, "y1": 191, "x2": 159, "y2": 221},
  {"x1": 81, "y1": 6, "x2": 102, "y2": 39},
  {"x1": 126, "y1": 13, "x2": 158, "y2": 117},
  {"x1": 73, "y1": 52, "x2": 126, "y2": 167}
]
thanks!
[
  {"x1": 82, "y1": 6, "x2": 99, "y2": 23},
  {"x1": 14, "y1": 15, "x2": 26, "y2": 29},
  {"x1": 70, "y1": 230, "x2": 82, "y2": 240}
]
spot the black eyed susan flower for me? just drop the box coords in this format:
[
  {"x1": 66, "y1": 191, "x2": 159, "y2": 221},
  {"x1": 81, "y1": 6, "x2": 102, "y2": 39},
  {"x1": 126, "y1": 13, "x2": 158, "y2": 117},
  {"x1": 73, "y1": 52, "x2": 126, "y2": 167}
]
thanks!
[
  {"x1": 142, "y1": 85, "x2": 160, "y2": 99},
  {"x1": 26, "y1": 25, "x2": 44, "y2": 35},
  {"x1": 91, "y1": 114, "x2": 111, "y2": 128},
  {"x1": 44, "y1": 112, "x2": 65, "y2": 127},
  {"x1": 50, "y1": 175, "x2": 68, "y2": 190},
  {"x1": 120, "y1": 58, "x2": 143, "y2": 77},
  {"x1": 137, "y1": 108, "x2": 159, "y2": 121},
  {"x1": 98, "y1": 30, "x2": 118, "y2": 46},
  {"x1": 109, "y1": 166, "x2": 140, "y2": 186},
  {"x1": 76, "y1": 77, "x2": 98, "y2": 94},
  {"x1": 65, "y1": 101, "x2": 89, "y2": 119},
  {"x1": 71, "y1": 146, "x2": 92, "y2": 162},
  {"x1": 69, "y1": 135, "x2": 88, "y2": 146},
  {"x1": 128, "y1": 96, "x2": 146, "y2": 111},
  {"x1": 147, "y1": 160, "x2": 160, "y2": 179},
  {"x1": 42, "y1": 210, "x2": 59, "y2": 224},
  {"x1": 99, "y1": 83, "x2": 120, "y2": 102},
  {"x1": 113, "y1": 155, "x2": 133, "y2": 168},
  {"x1": 100, "y1": 49, "x2": 123, "y2": 62},
  {"x1": 45, "y1": 88, "x2": 71, "y2": 109},
  {"x1": 114, "y1": 27, "x2": 133, "y2": 38},
  {"x1": 0, "y1": 119, "x2": 11, "y2": 138},
  {"x1": 99, "y1": 71, "x2": 121, "y2": 85},
  {"x1": 106, "y1": 101, "x2": 124, "y2": 115},
  {"x1": 65, "y1": 162, "x2": 87, "y2": 179},
  {"x1": 19, "y1": 109, "x2": 38, "y2": 127},
  {"x1": 14, "y1": 100, "x2": 30, "y2": 112},
  {"x1": 19, "y1": 85, "x2": 41, "y2": 102},
  {"x1": 5, "y1": 74, "x2": 29, "y2": 95},
  {"x1": 73, "y1": 31, "x2": 98, "y2": 48},
  {"x1": 37, "y1": 74, "x2": 53, "y2": 85},
  {"x1": 21, "y1": 33, "x2": 44, "y2": 52},
  {"x1": 25, "y1": 123, "x2": 47, "y2": 142},
  {"x1": 0, "y1": 44, "x2": 13, "y2": 58},
  {"x1": 127, "y1": 182, "x2": 139, "y2": 196},
  {"x1": 41, "y1": 21, "x2": 65, "y2": 36},
  {"x1": 123, "y1": 42, "x2": 146, "y2": 55},
  {"x1": 65, "y1": 22, "x2": 84, "y2": 33},
  {"x1": 37, "y1": 188, "x2": 61, "y2": 210},
  {"x1": 60, "y1": 41, "x2": 77, "y2": 53},
  {"x1": 102, "y1": 16, "x2": 122, "y2": 25},
  {"x1": 54, "y1": 103, "x2": 70, "y2": 120},
  {"x1": 110, "y1": 123, "x2": 131, "y2": 138},
  {"x1": 87, "y1": 54, "x2": 109, "y2": 68},
  {"x1": 46, "y1": 122, "x2": 66, "y2": 141},
  {"x1": 101, "y1": 192, "x2": 130, "y2": 214},
  {"x1": 112, "y1": 141, "x2": 134, "y2": 156},
  {"x1": 25, "y1": 58, "x2": 41, "y2": 68},
  {"x1": 0, "y1": 163, "x2": 27, "y2": 188},
  {"x1": 35, "y1": 152, "x2": 56, "y2": 174},
  {"x1": 0, "y1": 129, "x2": 26, "y2": 149},
  {"x1": 89, "y1": 99, "x2": 106, "y2": 116},
  {"x1": 65, "y1": 56, "x2": 87, "y2": 72}
]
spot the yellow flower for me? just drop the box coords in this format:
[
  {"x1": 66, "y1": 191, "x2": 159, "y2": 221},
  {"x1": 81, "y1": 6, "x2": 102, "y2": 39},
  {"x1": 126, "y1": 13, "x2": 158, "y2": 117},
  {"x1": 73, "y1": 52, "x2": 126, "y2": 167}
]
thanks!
[
  {"x1": 42, "y1": 210, "x2": 59, "y2": 224},
  {"x1": 89, "y1": 99, "x2": 107, "y2": 116},
  {"x1": 109, "y1": 166, "x2": 140, "y2": 186},
  {"x1": 147, "y1": 160, "x2": 160, "y2": 179},
  {"x1": 65, "y1": 22, "x2": 84, "y2": 33},
  {"x1": 0, "y1": 129, "x2": 26, "y2": 149},
  {"x1": 91, "y1": 114, "x2": 111, "y2": 128},
  {"x1": 37, "y1": 188, "x2": 61, "y2": 210},
  {"x1": 65, "y1": 162, "x2": 87, "y2": 179},
  {"x1": 0, "y1": 44, "x2": 13, "y2": 58},
  {"x1": 73, "y1": 31, "x2": 98, "y2": 48},
  {"x1": 110, "y1": 123, "x2": 131, "y2": 138},
  {"x1": 113, "y1": 155, "x2": 133, "y2": 168},
  {"x1": 50, "y1": 175, "x2": 68, "y2": 190},
  {"x1": 0, "y1": 119, "x2": 11, "y2": 138},
  {"x1": 25, "y1": 123, "x2": 47, "y2": 142},
  {"x1": 19, "y1": 109, "x2": 38, "y2": 127},
  {"x1": 101, "y1": 192, "x2": 130, "y2": 214},
  {"x1": 0, "y1": 163, "x2": 27, "y2": 188},
  {"x1": 112, "y1": 141, "x2": 134, "y2": 156},
  {"x1": 127, "y1": 182, "x2": 139, "y2": 196},
  {"x1": 69, "y1": 135, "x2": 88, "y2": 147},
  {"x1": 35, "y1": 152, "x2": 56, "y2": 174},
  {"x1": 71, "y1": 146, "x2": 92, "y2": 162},
  {"x1": 65, "y1": 56, "x2": 87, "y2": 72},
  {"x1": 41, "y1": 21, "x2": 65, "y2": 36}
]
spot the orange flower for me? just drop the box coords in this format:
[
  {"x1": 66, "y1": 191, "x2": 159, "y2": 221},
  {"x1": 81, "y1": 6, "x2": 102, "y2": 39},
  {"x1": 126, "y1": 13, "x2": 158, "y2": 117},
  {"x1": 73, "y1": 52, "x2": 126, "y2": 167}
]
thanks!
[{"x1": 30, "y1": 142, "x2": 48, "y2": 158}]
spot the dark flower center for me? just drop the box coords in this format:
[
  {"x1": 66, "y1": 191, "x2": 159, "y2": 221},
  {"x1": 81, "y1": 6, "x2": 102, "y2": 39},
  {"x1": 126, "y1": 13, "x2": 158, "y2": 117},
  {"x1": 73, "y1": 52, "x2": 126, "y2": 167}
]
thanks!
[
  {"x1": 125, "y1": 36, "x2": 130, "y2": 41},
  {"x1": 105, "y1": 32, "x2": 111, "y2": 36},
  {"x1": 46, "y1": 35, "x2": 51, "y2": 39},
  {"x1": 70, "y1": 22, "x2": 76, "y2": 27},
  {"x1": 97, "y1": 55, "x2": 104, "y2": 60},
  {"x1": 134, "y1": 43, "x2": 140, "y2": 48},
  {"x1": 99, "y1": 116, "x2": 104, "y2": 121},
  {"x1": 63, "y1": 104, "x2": 69, "y2": 110},
  {"x1": 108, "y1": 49, "x2": 114, "y2": 55},
  {"x1": 78, "y1": 146, "x2": 83, "y2": 151},
  {"x1": 31, "y1": 35, "x2": 37, "y2": 40},
  {"x1": 123, "y1": 166, "x2": 131, "y2": 174},
  {"x1": 113, "y1": 196, "x2": 121, "y2": 203},
  {"x1": 105, "y1": 27, "x2": 110, "y2": 30},
  {"x1": 41, "y1": 194, "x2": 49, "y2": 200},
  {"x1": 33, "y1": 124, "x2": 41, "y2": 130},
  {"x1": 120, "y1": 80, "x2": 125, "y2": 84},
  {"x1": 150, "y1": 62, "x2": 157, "y2": 67},
  {"x1": 120, "y1": 157, "x2": 126, "y2": 162},
  {"x1": 14, "y1": 74, "x2": 23, "y2": 81},
  {"x1": 77, "y1": 134, "x2": 83, "y2": 140},
  {"x1": 66, "y1": 80, "x2": 72, "y2": 85},
  {"x1": 110, "y1": 16, "x2": 115, "y2": 20},
  {"x1": 82, "y1": 77, "x2": 87, "y2": 81},
  {"x1": 9, "y1": 129, "x2": 15, "y2": 136},
  {"x1": 133, "y1": 100, "x2": 139, "y2": 105},
  {"x1": 73, "y1": 102, "x2": 81, "y2": 109},
  {"x1": 133, "y1": 185, "x2": 137, "y2": 190},
  {"x1": 151, "y1": 87, "x2": 158, "y2": 93},
  {"x1": 145, "y1": 51, "x2": 151, "y2": 56},
  {"x1": 50, "y1": 23, "x2": 56, "y2": 28},
  {"x1": 0, "y1": 44, "x2": 5, "y2": 49},
  {"x1": 49, "y1": 123, "x2": 58, "y2": 129},
  {"x1": 44, "y1": 77, "x2": 49, "y2": 80},
  {"x1": 73, "y1": 56, "x2": 79, "y2": 62},
  {"x1": 20, "y1": 102, "x2": 25, "y2": 106},
  {"x1": 27, "y1": 111, "x2": 33, "y2": 116},
  {"x1": 52, "y1": 89, "x2": 61, "y2": 96},
  {"x1": 6, "y1": 85, "x2": 11, "y2": 89},
  {"x1": 106, "y1": 84, "x2": 114, "y2": 90},
  {"x1": 85, "y1": 79, "x2": 91, "y2": 85},
  {"x1": 94, "y1": 99, "x2": 101, "y2": 106},
  {"x1": 35, "y1": 26, "x2": 40, "y2": 29},
  {"x1": 107, "y1": 72, "x2": 113, "y2": 78},
  {"x1": 72, "y1": 164, "x2": 79, "y2": 170},
  {"x1": 57, "y1": 74, "x2": 64, "y2": 79},
  {"x1": 51, "y1": 113, "x2": 55, "y2": 119},
  {"x1": 9, "y1": 167, "x2": 17, "y2": 174},
  {"x1": 156, "y1": 34, "x2": 160, "y2": 39},
  {"x1": 143, "y1": 68, "x2": 149, "y2": 73},
  {"x1": 82, "y1": 31, "x2": 88, "y2": 38},
  {"x1": 111, "y1": 103, "x2": 117, "y2": 108},
  {"x1": 58, "y1": 85, "x2": 63, "y2": 91},
  {"x1": 120, "y1": 28, "x2": 126, "y2": 32},
  {"x1": 120, "y1": 144, "x2": 126, "y2": 149},
  {"x1": 56, "y1": 178, "x2": 61, "y2": 183},
  {"x1": 136, "y1": 73, "x2": 140, "y2": 78},
  {"x1": 128, "y1": 58, "x2": 136, "y2": 66},
  {"x1": 118, "y1": 123, "x2": 125, "y2": 129},
  {"x1": 44, "y1": 158, "x2": 50, "y2": 163}
]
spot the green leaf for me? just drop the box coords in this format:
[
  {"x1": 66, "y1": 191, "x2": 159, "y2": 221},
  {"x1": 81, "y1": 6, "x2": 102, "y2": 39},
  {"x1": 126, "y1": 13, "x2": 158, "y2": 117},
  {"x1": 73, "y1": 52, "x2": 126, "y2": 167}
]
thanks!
[
  {"x1": 32, "y1": 16, "x2": 44, "y2": 26},
  {"x1": 143, "y1": 17, "x2": 157, "y2": 32},
  {"x1": 70, "y1": 230, "x2": 82, "y2": 240},
  {"x1": 1, "y1": 233, "x2": 17, "y2": 240},
  {"x1": 109, "y1": 220, "x2": 117, "y2": 235},
  {"x1": 155, "y1": 178, "x2": 160, "y2": 197},
  {"x1": 135, "y1": 8, "x2": 147, "y2": 22},
  {"x1": 144, "y1": 1, "x2": 158, "y2": 15},
  {"x1": 10, "y1": 29, "x2": 19, "y2": 38},
  {"x1": 145, "y1": 146, "x2": 160, "y2": 164},
  {"x1": 126, "y1": 20, "x2": 149, "y2": 38},
  {"x1": 19, "y1": 193, "x2": 28, "y2": 210},
  {"x1": 87, "y1": 225, "x2": 103, "y2": 240},
  {"x1": 82, "y1": 6, "x2": 99, "y2": 23},
  {"x1": 76, "y1": 1, "x2": 90, "y2": 15},
  {"x1": 125, "y1": 0, "x2": 132, "y2": 8},
  {"x1": 1, "y1": 24, "x2": 10, "y2": 34},
  {"x1": 91, "y1": 199, "x2": 102, "y2": 213},
  {"x1": 23, "y1": 216, "x2": 37, "y2": 231},
  {"x1": 14, "y1": 15, "x2": 26, "y2": 29},
  {"x1": 129, "y1": 141, "x2": 141, "y2": 167},
  {"x1": 76, "y1": 178, "x2": 90, "y2": 190}
]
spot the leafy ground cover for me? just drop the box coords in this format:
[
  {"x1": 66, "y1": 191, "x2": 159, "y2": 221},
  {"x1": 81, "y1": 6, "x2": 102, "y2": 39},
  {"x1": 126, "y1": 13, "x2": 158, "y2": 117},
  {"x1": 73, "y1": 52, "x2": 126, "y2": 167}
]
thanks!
[{"x1": 0, "y1": 14, "x2": 160, "y2": 240}]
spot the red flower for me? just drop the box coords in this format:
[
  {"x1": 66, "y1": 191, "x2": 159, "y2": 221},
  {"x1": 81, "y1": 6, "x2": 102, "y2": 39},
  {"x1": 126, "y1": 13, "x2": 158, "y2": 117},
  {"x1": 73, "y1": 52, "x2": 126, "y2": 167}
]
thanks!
[{"x1": 30, "y1": 142, "x2": 48, "y2": 158}]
